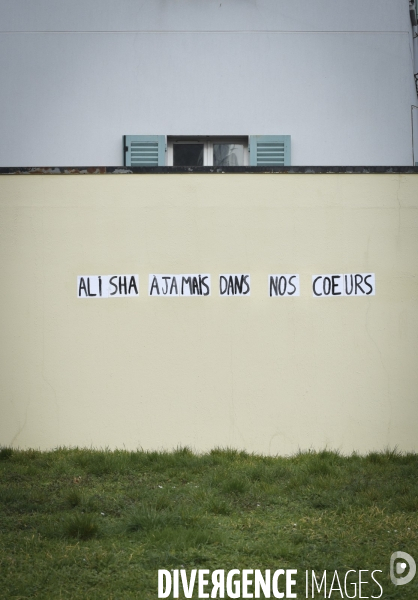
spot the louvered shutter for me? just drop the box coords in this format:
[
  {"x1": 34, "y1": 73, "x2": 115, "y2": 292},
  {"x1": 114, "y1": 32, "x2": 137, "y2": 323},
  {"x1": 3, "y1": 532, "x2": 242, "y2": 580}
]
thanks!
[
  {"x1": 124, "y1": 135, "x2": 166, "y2": 167},
  {"x1": 249, "y1": 135, "x2": 291, "y2": 166}
]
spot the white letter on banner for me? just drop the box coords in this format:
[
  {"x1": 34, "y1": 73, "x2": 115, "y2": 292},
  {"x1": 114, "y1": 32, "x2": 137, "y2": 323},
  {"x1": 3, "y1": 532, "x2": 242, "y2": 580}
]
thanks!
[
  {"x1": 211, "y1": 570, "x2": 225, "y2": 598},
  {"x1": 226, "y1": 570, "x2": 241, "y2": 598},
  {"x1": 158, "y1": 570, "x2": 171, "y2": 598},
  {"x1": 272, "y1": 570, "x2": 285, "y2": 598},
  {"x1": 242, "y1": 570, "x2": 254, "y2": 598},
  {"x1": 198, "y1": 570, "x2": 210, "y2": 598},
  {"x1": 181, "y1": 569, "x2": 197, "y2": 599},
  {"x1": 255, "y1": 570, "x2": 271, "y2": 598},
  {"x1": 286, "y1": 570, "x2": 297, "y2": 598}
]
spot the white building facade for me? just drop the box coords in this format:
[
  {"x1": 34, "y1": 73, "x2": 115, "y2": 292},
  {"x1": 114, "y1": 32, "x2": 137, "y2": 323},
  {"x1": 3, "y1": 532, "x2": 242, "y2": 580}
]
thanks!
[{"x1": 1, "y1": 0, "x2": 418, "y2": 167}]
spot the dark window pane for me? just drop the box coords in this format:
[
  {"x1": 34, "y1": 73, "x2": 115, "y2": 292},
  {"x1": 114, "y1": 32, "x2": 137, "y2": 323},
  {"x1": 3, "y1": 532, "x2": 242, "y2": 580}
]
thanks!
[
  {"x1": 173, "y1": 143, "x2": 204, "y2": 166},
  {"x1": 213, "y1": 144, "x2": 244, "y2": 166}
]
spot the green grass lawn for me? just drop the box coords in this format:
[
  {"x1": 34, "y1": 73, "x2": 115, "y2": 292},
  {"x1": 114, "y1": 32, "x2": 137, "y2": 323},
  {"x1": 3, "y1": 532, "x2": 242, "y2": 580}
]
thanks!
[{"x1": 0, "y1": 447, "x2": 417, "y2": 599}]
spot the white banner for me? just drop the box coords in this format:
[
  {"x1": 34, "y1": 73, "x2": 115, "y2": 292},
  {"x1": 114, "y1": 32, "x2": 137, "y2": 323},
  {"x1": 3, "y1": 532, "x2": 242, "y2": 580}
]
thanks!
[
  {"x1": 148, "y1": 274, "x2": 211, "y2": 296},
  {"x1": 219, "y1": 274, "x2": 251, "y2": 296},
  {"x1": 77, "y1": 275, "x2": 139, "y2": 298},
  {"x1": 312, "y1": 273, "x2": 375, "y2": 297},
  {"x1": 269, "y1": 274, "x2": 300, "y2": 297}
]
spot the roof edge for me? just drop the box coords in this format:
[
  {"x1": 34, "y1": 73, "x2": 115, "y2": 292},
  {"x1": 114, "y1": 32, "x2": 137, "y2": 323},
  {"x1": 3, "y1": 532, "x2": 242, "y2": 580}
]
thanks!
[{"x1": 0, "y1": 166, "x2": 417, "y2": 175}]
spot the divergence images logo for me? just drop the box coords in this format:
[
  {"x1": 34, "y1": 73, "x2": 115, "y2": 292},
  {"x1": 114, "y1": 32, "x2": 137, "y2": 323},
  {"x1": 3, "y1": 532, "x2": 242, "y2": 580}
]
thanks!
[{"x1": 390, "y1": 552, "x2": 416, "y2": 586}]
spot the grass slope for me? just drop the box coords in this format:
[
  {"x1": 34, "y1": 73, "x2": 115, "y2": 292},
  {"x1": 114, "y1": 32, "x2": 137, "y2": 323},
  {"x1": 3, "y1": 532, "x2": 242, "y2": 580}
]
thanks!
[{"x1": 0, "y1": 447, "x2": 417, "y2": 599}]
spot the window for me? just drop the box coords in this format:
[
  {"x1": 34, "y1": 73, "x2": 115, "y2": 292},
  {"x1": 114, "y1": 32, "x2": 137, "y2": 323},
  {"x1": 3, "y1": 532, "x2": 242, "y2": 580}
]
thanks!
[
  {"x1": 124, "y1": 135, "x2": 290, "y2": 167},
  {"x1": 213, "y1": 143, "x2": 245, "y2": 167},
  {"x1": 167, "y1": 137, "x2": 248, "y2": 167},
  {"x1": 173, "y1": 142, "x2": 204, "y2": 167}
]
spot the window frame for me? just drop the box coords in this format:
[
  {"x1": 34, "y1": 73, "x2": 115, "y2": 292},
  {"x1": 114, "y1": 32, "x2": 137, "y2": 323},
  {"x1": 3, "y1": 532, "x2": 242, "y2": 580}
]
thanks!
[{"x1": 167, "y1": 136, "x2": 249, "y2": 167}]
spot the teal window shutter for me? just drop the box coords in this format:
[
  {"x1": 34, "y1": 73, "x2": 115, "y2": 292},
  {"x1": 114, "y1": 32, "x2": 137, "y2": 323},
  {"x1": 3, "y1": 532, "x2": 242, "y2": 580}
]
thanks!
[
  {"x1": 249, "y1": 135, "x2": 291, "y2": 166},
  {"x1": 124, "y1": 135, "x2": 166, "y2": 167}
]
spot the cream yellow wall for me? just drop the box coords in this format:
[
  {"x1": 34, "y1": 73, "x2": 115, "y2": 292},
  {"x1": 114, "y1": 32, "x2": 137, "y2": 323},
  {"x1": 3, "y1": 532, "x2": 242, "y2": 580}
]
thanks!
[{"x1": 0, "y1": 173, "x2": 417, "y2": 454}]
